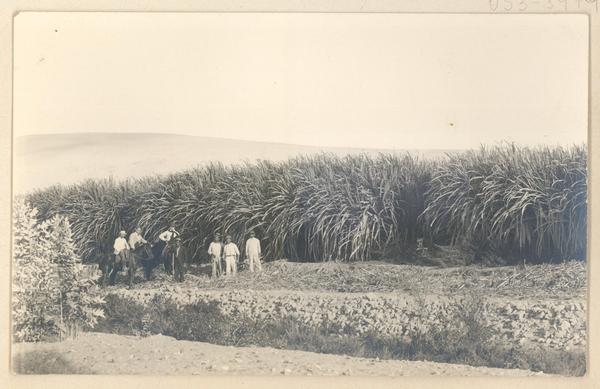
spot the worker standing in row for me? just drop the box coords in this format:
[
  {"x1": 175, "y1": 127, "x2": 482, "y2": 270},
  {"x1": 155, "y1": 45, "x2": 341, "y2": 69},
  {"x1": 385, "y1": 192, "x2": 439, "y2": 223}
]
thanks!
[{"x1": 207, "y1": 231, "x2": 263, "y2": 278}]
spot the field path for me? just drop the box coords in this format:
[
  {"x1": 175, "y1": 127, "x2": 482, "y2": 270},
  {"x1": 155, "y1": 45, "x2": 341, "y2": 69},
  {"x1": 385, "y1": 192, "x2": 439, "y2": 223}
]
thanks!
[{"x1": 14, "y1": 332, "x2": 545, "y2": 376}]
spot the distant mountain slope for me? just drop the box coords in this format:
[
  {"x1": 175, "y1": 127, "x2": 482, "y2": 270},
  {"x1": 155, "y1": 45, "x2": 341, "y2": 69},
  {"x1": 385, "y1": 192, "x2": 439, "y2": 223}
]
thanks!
[{"x1": 13, "y1": 133, "x2": 456, "y2": 194}]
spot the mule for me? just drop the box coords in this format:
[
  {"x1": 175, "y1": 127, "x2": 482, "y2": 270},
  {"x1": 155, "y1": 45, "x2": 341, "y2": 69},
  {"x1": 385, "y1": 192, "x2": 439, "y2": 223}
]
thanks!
[
  {"x1": 98, "y1": 252, "x2": 113, "y2": 286},
  {"x1": 107, "y1": 248, "x2": 136, "y2": 287},
  {"x1": 153, "y1": 239, "x2": 174, "y2": 274},
  {"x1": 133, "y1": 242, "x2": 161, "y2": 280}
]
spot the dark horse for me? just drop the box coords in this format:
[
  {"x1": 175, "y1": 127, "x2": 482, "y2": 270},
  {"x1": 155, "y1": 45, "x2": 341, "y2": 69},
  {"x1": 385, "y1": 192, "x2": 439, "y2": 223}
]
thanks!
[
  {"x1": 164, "y1": 238, "x2": 185, "y2": 282},
  {"x1": 98, "y1": 252, "x2": 113, "y2": 286},
  {"x1": 98, "y1": 238, "x2": 183, "y2": 285},
  {"x1": 133, "y1": 242, "x2": 162, "y2": 281},
  {"x1": 134, "y1": 239, "x2": 177, "y2": 280},
  {"x1": 152, "y1": 239, "x2": 172, "y2": 274}
]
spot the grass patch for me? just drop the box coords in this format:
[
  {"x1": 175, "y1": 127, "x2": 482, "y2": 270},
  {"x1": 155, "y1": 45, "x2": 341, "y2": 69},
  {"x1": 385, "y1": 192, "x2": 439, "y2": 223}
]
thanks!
[
  {"x1": 93, "y1": 294, "x2": 146, "y2": 335},
  {"x1": 12, "y1": 349, "x2": 95, "y2": 374}
]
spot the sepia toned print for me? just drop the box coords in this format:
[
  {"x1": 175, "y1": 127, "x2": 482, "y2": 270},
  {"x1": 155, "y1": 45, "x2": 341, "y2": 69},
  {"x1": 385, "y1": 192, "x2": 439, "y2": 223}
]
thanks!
[{"x1": 11, "y1": 12, "x2": 587, "y2": 376}]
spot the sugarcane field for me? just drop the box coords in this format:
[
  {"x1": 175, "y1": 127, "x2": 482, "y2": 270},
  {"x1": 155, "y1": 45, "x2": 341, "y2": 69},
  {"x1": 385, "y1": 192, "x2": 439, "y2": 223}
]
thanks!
[
  {"x1": 11, "y1": 145, "x2": 587, "y2": 376},
  {"x1": 9, "y1": 12, "x2": 590, "y2": 381}
]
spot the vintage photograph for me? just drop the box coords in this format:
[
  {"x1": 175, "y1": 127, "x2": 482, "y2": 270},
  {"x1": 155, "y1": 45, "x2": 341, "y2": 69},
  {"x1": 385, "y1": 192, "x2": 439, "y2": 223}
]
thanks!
[{"x1": 11, "y1": 12, "x2": 588, "y2": 376}]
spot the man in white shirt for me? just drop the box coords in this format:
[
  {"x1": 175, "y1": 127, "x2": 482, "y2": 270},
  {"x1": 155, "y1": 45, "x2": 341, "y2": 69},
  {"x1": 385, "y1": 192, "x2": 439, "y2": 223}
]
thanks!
[
  {"x1": 113, "y1": 230, "x2": 130, "y2": 270},
  {"x1": 128, "y1": 227, "x2": 148, "y2": 250},
  {"x1": 207, "y1": 234, "x2": 223, "y2": 278},
  {"x1": 222, "y1": 235, "x2": 240, "y2": 276},
  {"x1": 113, "y1": 230, "x2": 130, "y2": 255},
  {"x1": 159, "y1": 225, "x2": 179, "y2": 242},
  {"x1": 158, "y1": 225, "x2": 180, "y2": 274},
  {"x1": 244, "y1": 231, "x2": 262, "y2": 272}
]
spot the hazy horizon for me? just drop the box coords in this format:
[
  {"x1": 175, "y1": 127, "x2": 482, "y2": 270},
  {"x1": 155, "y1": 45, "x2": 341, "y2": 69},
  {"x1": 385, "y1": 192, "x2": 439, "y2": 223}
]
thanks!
[
  {"x1": 14, "y1": 131, "x2": 462, "y2": 193},
  {"x1": 15, "y1": 131, "x2": 470, "y2": 151},
  {"x1": 15, "y1": 131, "x2": 588, "y2": 151}
]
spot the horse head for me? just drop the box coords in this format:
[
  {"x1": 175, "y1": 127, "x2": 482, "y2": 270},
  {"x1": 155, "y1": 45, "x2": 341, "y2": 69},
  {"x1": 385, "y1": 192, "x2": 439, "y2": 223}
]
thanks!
[{"x1": 133, "y1": 241, "x2": 154, "y2": 260}]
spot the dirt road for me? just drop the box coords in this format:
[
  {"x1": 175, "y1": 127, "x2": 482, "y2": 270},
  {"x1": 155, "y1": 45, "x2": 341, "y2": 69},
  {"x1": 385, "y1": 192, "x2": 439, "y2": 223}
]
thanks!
[{"x1": 13, "y1": 332, "x2": 545, "y2": 376}]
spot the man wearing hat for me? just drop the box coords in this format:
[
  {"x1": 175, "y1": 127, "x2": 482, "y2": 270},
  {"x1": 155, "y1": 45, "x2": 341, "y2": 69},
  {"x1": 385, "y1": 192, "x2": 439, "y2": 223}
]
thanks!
[
  {"x1": 170, "y1": 235, "x2": 186, "y2": 283},
  {"x1": 111, "y1": 230, "x2": 131, "y2": 283},
  {"x1": 128, "y1": 227, "x2": 148, "y2": 250},
  {"x1": 158, "y1": 224, "x2": 180, "y2": 274},
  {"x1": 222, "y1": 235, "x2": 240, "y2": 276},
  {"x1": 159, "y1": 224, "x2": 180, "y2": 243},
  {"x1": 244, "y1": 231, "x2": 262, "y2": 272},
  {"x1": 207, "y1": 233, "x2": 223, "y2": 278}
]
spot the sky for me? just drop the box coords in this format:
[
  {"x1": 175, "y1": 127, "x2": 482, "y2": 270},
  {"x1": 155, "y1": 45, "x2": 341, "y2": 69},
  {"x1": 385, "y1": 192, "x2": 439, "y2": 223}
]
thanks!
[{"x1": 13, "y1": 12, "x2": 588, "y2": 150}]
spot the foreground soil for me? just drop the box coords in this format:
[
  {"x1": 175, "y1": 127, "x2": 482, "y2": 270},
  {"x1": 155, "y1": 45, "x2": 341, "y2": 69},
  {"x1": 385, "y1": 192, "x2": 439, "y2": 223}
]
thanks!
[
  {"x1": 68, "y1": 260, "x2": 585, "y2": 375},
  {"x1": 99, "y1": 260, "x2": 586, "y2": 352},
  {"x1": 13, "y1": 332, "x2": 545, "y2": 376}
]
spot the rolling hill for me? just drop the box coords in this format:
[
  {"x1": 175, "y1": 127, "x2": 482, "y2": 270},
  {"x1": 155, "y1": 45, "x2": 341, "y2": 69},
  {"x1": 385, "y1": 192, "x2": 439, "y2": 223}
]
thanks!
[{"x1": 13, "y1": 133, "x2": 455, "y2": 194}]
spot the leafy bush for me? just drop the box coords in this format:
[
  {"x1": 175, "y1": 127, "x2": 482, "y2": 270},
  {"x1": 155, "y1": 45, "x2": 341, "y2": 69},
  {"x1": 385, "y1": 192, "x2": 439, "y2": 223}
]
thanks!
[
  {"x1": 12, "y1": 199, "x2": 59, "y2": 341},
  {"x1": 93, "y1": 293, "x2": 146, "y2": 336},
  {"x1": 12, "y1": 199, "x2": 105, "y2": 342},
  {"x1": 45, "y1": 215, "x2": 105, "y2": 338}
]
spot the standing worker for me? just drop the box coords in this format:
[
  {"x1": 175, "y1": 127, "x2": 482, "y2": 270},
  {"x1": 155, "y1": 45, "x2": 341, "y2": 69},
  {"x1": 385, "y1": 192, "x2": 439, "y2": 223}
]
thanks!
[
  {"x1": 171, "y1": 236, "x2": 185, "y2": 283},
  {"x1": 159, "y1": 224, "x2": 180, "y2": 243},
  {"x1": 222, "y1": 235, "x2": 240, "y2": 276},
  {"x1": 158, "y1": 224, "x2": 180, "y2": 274},
  {"x1": 244, "y1": 231, "x2": 262, "y2": 272},
  {"x1": 207, "y1": 233, "x2": 223, "y2": 278}
]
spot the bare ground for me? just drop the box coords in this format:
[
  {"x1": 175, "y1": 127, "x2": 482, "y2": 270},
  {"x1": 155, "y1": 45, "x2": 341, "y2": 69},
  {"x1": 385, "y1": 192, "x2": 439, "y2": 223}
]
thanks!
[
  {"x1": 104, "y1": 259, "x2": 586, "y2": 301},
  {"x1": 12, "y1": 332, "x2": 545, "y2": 376}
]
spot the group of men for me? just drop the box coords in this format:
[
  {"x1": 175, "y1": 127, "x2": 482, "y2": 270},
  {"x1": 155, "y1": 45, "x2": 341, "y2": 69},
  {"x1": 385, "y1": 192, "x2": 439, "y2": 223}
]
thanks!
[
  {"x1": 113, "y1": 226, "x2": 182, "y2": 256},
  {"x1": 111, "y1": 225, "x2": 262, "y2": 280},
  {"x1": 207, "y1": 231, "x2": 262, "y2": 277}
]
